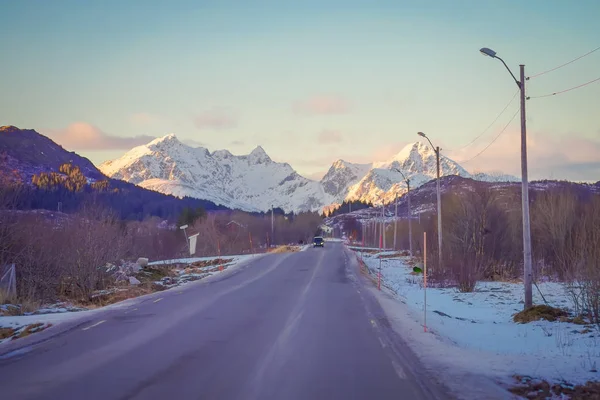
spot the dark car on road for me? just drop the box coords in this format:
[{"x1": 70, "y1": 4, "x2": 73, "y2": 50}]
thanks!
[{"x1": 313, "y1": 236, "x2": 324, "y2": 247}]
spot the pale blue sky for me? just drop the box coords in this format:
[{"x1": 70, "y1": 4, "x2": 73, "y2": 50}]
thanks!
[{"x1": 1, "y1": 0, "x2": 599, "y2": 181}]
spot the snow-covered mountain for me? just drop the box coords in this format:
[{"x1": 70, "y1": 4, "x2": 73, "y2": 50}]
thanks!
[
  {"x1": 339, "y1": 142, "x2": 518, "y2": 205},
  {"x1": 321, "y1": 160, "x2": 372, "y2": 198},
  {"x1": 100, "y1": 135, "x2": 517, "y2": 212},
  {"x1": 100, "y1": 135, "x2": 329, "y2": 212}
]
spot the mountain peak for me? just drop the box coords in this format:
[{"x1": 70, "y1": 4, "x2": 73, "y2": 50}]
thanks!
[
  {"x1": 248, "y1": 145, "x2": 271, "y2": 163},
  {"x1": 391, "y1": 141, "x2": 434, "y2": 162},
  {"x1": 149, "y1": 133, "x2": 179, "y2": 146},
  {"x1": 0, "y1": 125, "x2": 19, "y2": 133}
]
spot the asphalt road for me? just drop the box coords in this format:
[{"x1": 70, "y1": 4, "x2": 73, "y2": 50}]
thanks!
[{"x1": 0, "y1": 242, "x2": 448, "y2": 400}]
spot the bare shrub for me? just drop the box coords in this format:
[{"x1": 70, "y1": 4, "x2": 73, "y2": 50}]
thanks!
[
  {"x1": 443, "y1": 186, "x2": 506, "y2": 292},
  {"x1": 129, "y1": 217, "x2": 181, "y2": 260},
  {"x1": 58, "y1": 205, "x2": 131, "y2": 301},
  {"x1": 566, "y1": 196, "x2": 600, "y2": 325},
  {"x1": 531, "y1": 190, "x2": 578, "y2": 280}
]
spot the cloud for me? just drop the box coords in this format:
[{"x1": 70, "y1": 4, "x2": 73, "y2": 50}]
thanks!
[
  {"x1": 294, "y1": 95, "x2": 350, "y2": 115},
  {"x1": 194, "y1": 108, "x2": 237, "y2": 130},
  {"x1": 305, "y1": 170, "x2": 327, "y2": 181},
  {"x1": 230, "y1": 140, "x2": 245, "y2": 146},
  {"x1": 129, "y1": 112, "x2": 161, "y2": 127},
  {"x1": 183, "y1": 139, "x2": 205, "y2": 148},
  {"x1": 286, "y1": 156, "x2": 337, "y2": 168},
  {"x1": 448, "y1": 129, "x2": 600, "y2": 181},
  {"x1": 317, "y1": 129, "x2": 343, "y2": 144},
  {"x1": 47, "y1": 123, "x2": 156, "y2": 150}
]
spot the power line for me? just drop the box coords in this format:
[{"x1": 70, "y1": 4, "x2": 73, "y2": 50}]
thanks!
[
  {"x1": 528, "y1": 76, "x2": 600, "y2": 99},
  {"x1": 528, "y1": 45, "x2": 600, "y2": 79},
  {"x1": 460, "y1": 109, "x2": 520, "y2": 164},
  {"x1": 447, "y1": 90, "x2": 519, "y2": 152}
]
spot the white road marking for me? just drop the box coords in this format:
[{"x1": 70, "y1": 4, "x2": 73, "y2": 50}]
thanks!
[
  {"x1": 153, "y1": 298, "x2": 163, "y2": 303},
  {"x1": 391, "y1": 360, "x2": 407, "y2": 379},
  {"x1": 82, "y1": 320, "x2": 106, "y2": 331}
]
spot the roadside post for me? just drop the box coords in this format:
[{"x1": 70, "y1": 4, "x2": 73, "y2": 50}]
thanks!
[
  {"x1": 424, "y1": 232, "x2": 427, "y2": 333},
  {"x1": 378, "y1": 258, "x2": 382, "y2": 291}
]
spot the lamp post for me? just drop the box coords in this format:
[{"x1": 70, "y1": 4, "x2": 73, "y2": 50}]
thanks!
[
  {"x1": 392, "y1": 168, "x2": 412, "y2": 256},
  {"x1": 271, "y1": 205, "x2": 274, "y2": 247},
  {"x1": 179, "y1": 224, "x2": 189, "y2": 252},
  {"x1": 480, "y1": 47, "x2": 532, "y2": 309},
  {"x1": 417, "y1": 132, "x2": 442, "y2": 269},
  {"x1": 394, "y1": 192, "x2": 398, "y2": 250}
]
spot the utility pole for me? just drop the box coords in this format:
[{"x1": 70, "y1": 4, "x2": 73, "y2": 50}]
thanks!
[
  {"x1": 393, "y1": 194, "x2": 398, "y2": 250},
  {"x1": 393, "y1": 168, "x2": 413, "y2": 256},
  {"x1": 407, "y1": 179, "x2": 412, "y2": 256},
  {"x1": 435, "y1": 146, "x2": 442, "y2": 269},
  {"x1": 382, "y1": 202, "x2": 386, "y2": 250},
  {"x1": 271, "y1": 205, "x2": 274, "y2": 247},
  {"x1": 417, "y1": 132, "x2": 442, "y2": 268},
  {"x1": 479, "y1": 48, "x2": 533, "y2": 309},
  {"x1": 520, "y1": 64, "x2": 533, "y2": 309}
]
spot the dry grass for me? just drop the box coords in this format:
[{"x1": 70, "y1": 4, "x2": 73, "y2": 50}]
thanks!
[
  {"x1": 135, "y1": 266, "x2": 178, "y2": 283},
  {"x1": 0, "y1": 296, "x2": 40, "y2": 316},
  {"x1": 82, "y1": 284, "x2": 157, "y2": 308},
  {"x1": 268, "y1": 245, "x2": 301, "y2": 254},
  {"x1": 19, "y1": 297, "x2": 41, "y2": 314},
  {"x1": 513, "y1": 305, "x2": 569, "y2": 323},
  {"x1": 0, "y1": 327, "x2": 16, "y2": 339},
  {"x1": 378, "y1": 251, "x2": 411, "y2": 258},
  {"x1": 510, "y1": 376, "x2": 600, "y2": 400},
  {"x1": 13, "y1": 323, "x2": 46, "y2": 339},
  {"x1": 190, "y1": 258, "x2": 233, "y2": 268},
  {"x1": 0, "y1": 288, "x2": 14, "y2": 304}
]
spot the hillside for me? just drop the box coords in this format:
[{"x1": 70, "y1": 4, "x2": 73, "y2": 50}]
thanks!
[{"x1": 0, "y1": 126, "x2": 225, "y2": 220}]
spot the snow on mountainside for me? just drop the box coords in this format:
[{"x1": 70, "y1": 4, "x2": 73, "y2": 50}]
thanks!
[
  {"x1": 343, "y1": 142, "x2": 517, "y2": 205},
  {"x1": 100, "y1": 135, "x2": 329, "y2": 212},
  {"x1": 321, "y1": 160, "x2": 372, "y2": 199},
  {"x1": 100, "y1": 135, "x2": 518, "y2": 212}
]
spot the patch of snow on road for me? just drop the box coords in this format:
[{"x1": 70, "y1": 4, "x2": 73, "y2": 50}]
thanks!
[{"x1": 357, "y1": 251, "x2": 600, "y2": 396}]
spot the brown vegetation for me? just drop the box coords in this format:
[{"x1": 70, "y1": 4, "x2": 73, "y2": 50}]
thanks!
[
  {"x1": 0, "y1": 187, "x2": 321, "y2": 308},
  {"x1": 510, "y1": 375, "x2": 600, "y2": 400},
  {"x1": 358, "y1": 184, "x2": 600, "y2": 312},
  {"x1": 513, "y1": 305, "x2": 569, "y2": 323},
  {"x1": 268, "y1": 245, "x2": 301, "y2": 254}
]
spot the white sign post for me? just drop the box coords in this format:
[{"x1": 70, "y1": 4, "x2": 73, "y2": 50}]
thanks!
[
  {"x1": 189, "y1": 234, "x2": 199, "y2": 256},
  {"x1": 423, "y1": 232, "x2": 427, "y2": 333}
]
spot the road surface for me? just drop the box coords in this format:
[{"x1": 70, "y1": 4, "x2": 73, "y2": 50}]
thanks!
[{"x1": 0, "y1": 242, "x2": 449, "y2": 400}]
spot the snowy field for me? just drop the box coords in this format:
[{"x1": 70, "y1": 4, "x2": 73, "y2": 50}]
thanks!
[{"x1": 356, "y1": 250, "x2": 599, "y2": 395}]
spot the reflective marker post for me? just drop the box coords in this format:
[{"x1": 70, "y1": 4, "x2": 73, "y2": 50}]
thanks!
[
  {"x1": 378, "y1": 258, "x2": 382, "y2": 291},
  {"x1": 424, "y1": 232, "x2": 427, "y2": 333}
]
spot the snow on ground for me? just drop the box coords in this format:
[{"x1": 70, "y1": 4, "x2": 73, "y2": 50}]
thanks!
[
  {"x1": 356, "y1": 250, "x2": 599, "y2": 396},
  {"x1": 148, "y1": 254, "x2": 254, "y2": 266}
]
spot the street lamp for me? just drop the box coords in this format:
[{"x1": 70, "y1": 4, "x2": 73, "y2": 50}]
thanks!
[
  {"x1": 417, "y1": 131, "x2": 442, "y2": 269},
  {"x1": 179, "y1": 224, "x2": 189, "y2": 252},
  {"x1": 392, "y1": 168, "x2": 412, "y2": 256},
  {"x1": 271, "y1": 205, "x2": 274, "y2": 247},
  {"x1": 480, "y1": 46, "x2": 532, "y2": 309}
]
